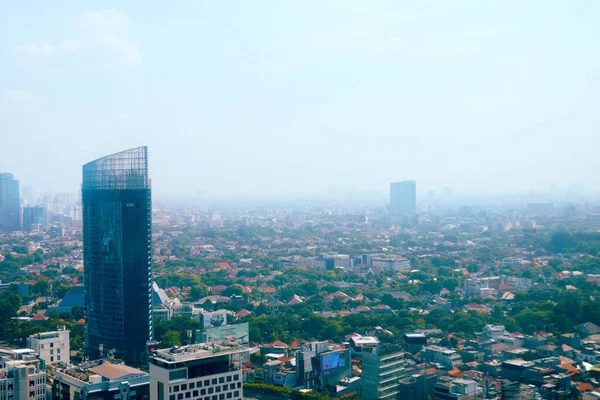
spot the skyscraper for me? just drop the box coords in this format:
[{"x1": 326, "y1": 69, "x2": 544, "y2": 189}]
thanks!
[
  {"x1": 22, "y1": 205, "x2": 46, "y2": 232},
  {"x1": 389, "y1": 180, "x2": 416, "y2": 216},
  {"x1": 82, "y1": 147, "x2": 153, "y2": 366},
  {"x1": 0, "y1": 173, "x2": 21, "y2": 232}
]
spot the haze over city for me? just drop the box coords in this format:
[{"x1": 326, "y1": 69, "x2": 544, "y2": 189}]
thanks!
[{"x1": 2, "y1": 1, "x2": 599, "y2": 197}]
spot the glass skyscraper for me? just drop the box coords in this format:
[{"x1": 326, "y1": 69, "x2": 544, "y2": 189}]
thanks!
[
  {"x1": 82, "y1": 147, "x2": 153, "y2": 366},
  {"x1": 0, "y1": 173, "x2": 21, "y2": 232}
]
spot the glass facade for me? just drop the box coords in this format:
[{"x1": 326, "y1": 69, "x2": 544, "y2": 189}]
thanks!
[
  {"x1": 82, "y1": 147, "x2": 153, "y2": 366},
  {"x1": 0, "y1": 173, "x2": 21, "y2": 232}
]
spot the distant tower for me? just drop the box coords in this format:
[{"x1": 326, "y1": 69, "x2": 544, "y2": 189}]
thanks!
[
  {"x1": 0, "y1": 173, "x2": 21, "y2": 232},
  {"x1": 22, "y1": 205, "x2": 46, "y2": 232},
  {"x1": 389, "y1": 181, "x2": 416, "y2": 225},
  {"x1": 82, "y1": 147, "x2": 153, "y2": 367}
]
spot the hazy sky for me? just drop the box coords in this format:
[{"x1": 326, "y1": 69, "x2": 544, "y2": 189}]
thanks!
[{"x1": 1, "y1": 1, "x2": 599, "y2": 197}]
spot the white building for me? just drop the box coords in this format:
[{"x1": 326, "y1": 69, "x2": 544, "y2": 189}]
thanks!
[
  {"x1": 26, "y1": 326, "x2": 70, "y2": 365},
  {"x1": 0, "y1": 348, "x2": 46, "y2": 400},
  {"x1": 149, "y1": 343, "x2": 249, "y2": 400}
]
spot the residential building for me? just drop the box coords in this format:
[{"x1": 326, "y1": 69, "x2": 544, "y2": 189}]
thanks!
[
  {"x1": 149, "y1": 342, "x2": 249, "y2": 400},
  {"x1": 0, "y1": 348, "x2": 45, "y2": 400},
  {"x1": 0, "y1": 173, "x2": 20, "y2": 232},
  {"x1": 26, "y1": 326, "x2": 70, "y2": 365},
  {"x1": 433, "y1": 377, "x2": 477, "y2": 400},
  {"x1": 82, "y1": 147, "x2": 153, "y2": 367},
  {"x1": 52, "y1": 361, "x2": 149, "y2": 400}
]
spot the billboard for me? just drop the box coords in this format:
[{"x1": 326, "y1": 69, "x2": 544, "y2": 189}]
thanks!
[
  {"x1": 319, "y1": 349, "x2": 349, "y2": 375},
  {"x1": 205, "y1": 323, "x2": 249, "y2": 345},
  {"x1": 201, "y1": 311, "x2": 228, "y2": 328}
]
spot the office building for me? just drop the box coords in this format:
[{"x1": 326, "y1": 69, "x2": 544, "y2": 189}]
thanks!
[
  {"x1": 359, "y1": 338, "x2": 407, "y2": 400},
  {"x1": 52, "y1": 361, "x2": 149, "y2": 400},
  {"x1": 149, "y1": 342, "x2": 248, "y2": 400},
  {"x1": 389, "y1": 181, "x2": 416, "y2": 225},
  {"x1": 82, "y1": 147, "x2": 153, "y2": 367},
  {"x1": 22, "y1": 205, "x2": 46, "y2": 232},
  {"x1": 26, "y1": 326, "x2": 70, "y2": 365},
  {"x1": 0, "y1": 173, "x2": 21, "y2": 232},
  {"x1": 0, "y1": 348, "x2": 46, "y2": 400}
]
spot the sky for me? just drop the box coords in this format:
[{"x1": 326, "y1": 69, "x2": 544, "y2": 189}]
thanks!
[{"x1": 1, "y1": 1, "x2": 599, "y2": 198}]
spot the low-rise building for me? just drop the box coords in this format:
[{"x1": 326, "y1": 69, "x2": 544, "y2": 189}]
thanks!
[
  {"x1": 0, "y1": 348, "x2": 46, "y2": 400},
  {"x1": 26, "y1": 326, "x2": 70, "y2": 365}
]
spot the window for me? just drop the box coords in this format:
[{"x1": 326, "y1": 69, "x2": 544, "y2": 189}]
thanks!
[
  {"x1": 233, "y1": 375, "x2": 239, "y2": 381},
  {"x1": 215, "y1": 386, "x2": 220, "y2": 393},
  {"x1": 226, "y1": 393, "x2": 232, "y2": 399},
  {"x1": 226, "y1": 376, "x2": 231, "y2": 383},
  {"x1": 181, "y1": 384, "x2": 187, "y2": 391},
  {"x1": 174, "y1": 386, "x2": 179, "y2": 392},
  {"x1": 41, "y1": 344, "x2": 44, "y2": 349},
  {"x1": 57, "y1": 349, "x2": 61, "y2": 354},
  {"x1": 211, "y1": 379, "x2": 217, "y2": 385},
  {"x1": 229, "y1": 384, "x2": 235, "y2": 390},
  {"x1": 50, "y1": 350, "x2": 54, "y2": 355},
  {"x1": 207, "y1": 388, "x2": 213, "y2": 394},
  {"x1": 170, "y1": 396, "x2": 175, "y2": 400},
  {"x1": 236, "y1": 383, "x2": 241, "y2": 389},
  {"x1": 185, "y1": 393, "x2": 190, "y2": 398},
  {"x1": 189, "y1": 383, "x2": 194, "y2": 389},
  {"x1": 200, "y1": 389, "x2": 206, "y2": 396},
  {"x1": 177, "y1": 394, "x2": 183, "y2": 400},
  {"x1": 50, "y1": 343, "x2": 54, "y2": 348},
  {"x1": 192, "y1": 391, "x2": 198, "y2": 397},
  {"x1": 57, "y1": 356, "x2": 61, "y2": 361},
  {"x1": 233, "y1": 391, "x2": 239, "y2": 398},
  {"x1": 50, "y1": 357, "x2": 54, "y2": 362},
  {"x1": 218, "y1": 377, "x2": 224, "y2": 384},
  {"x1": 204, "y1": 380, "x2": 209, "y2": 387}
]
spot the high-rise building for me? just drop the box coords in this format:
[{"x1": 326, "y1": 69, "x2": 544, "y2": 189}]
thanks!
[
  {"x1": 149, "y1": 343, "x2": 247, "y2": 400},
  {"x1": 359, "y1": 339, "x2": 407, "y2": 400},
  {"x1": 0, "y1": 173, "x2": 21, "y2": 232},
  {"x1": 22, "y1": 206, "x2": 46, "y2": 232},
  {"x1": 390, "y1": 180, "x2": 416, "y2": 216},
  {"x1": 82, "y1": 147, "x2": 153, "y2": 367}
]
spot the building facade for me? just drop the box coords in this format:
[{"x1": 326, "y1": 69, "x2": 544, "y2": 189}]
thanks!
[
  {"x1": 22, "y1": 205, "x2": 46, "y2": 232},
  {"x1": 26, "y1": 327, "x2": 70, "y2": 365},
  {"x1": 52, "y1": 361, "x2": 149, "y2": 400},
  {"x1": 149, "y1": 344, "x2": 248, "y2": 400},
  {"x1": 0, "y1": 173, "x2": 21, "y2": 232},
  {"x1": 82, "y1": 147, "x2": 153, "y2": 366},
  {"x1": 0, "y1": 349, "x2": 46, "y2": 400},
  {"x1": 361, "y1": 340, "x2": 407, "y2": 400}
]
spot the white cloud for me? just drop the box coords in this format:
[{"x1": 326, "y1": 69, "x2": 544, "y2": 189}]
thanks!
[{"x1": 11, "y1": 9, "x2": 140, "y2": 66}]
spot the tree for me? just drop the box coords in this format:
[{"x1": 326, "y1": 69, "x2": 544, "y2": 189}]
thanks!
[
  {"x1": 71, "y1": 306, "x2": 85, "y2": 321},
  {"x1": 32, "y1": 279, "x2": 50, "y2": 296},
  {"x1": 161, "y1": 330, "x2": 181, "y2": 347},
  {"x1": 222, "y1": 285, "x2": 243, "y2": 297}
]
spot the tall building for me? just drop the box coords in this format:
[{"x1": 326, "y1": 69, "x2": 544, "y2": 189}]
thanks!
[
  {"x1": 22, "y1": 205, "x2": 46, "y2": 232},
  {"x1": 389, "y1": 180, "x2": 416, "y2": 218},
  {"x1": 0, "y1": 173, "x2": 21, "y2": 232},
  {"x1": 82, "y1": 147, "x2": 153, "y2": 367},
  {"x1": 359, "y1": 339, "x2": 407, "y2": 400}
]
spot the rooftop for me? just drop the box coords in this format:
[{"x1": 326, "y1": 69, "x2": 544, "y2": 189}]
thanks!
[{"x1": 151, "y1": 343, "x2": 251, "y2": 364}]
